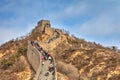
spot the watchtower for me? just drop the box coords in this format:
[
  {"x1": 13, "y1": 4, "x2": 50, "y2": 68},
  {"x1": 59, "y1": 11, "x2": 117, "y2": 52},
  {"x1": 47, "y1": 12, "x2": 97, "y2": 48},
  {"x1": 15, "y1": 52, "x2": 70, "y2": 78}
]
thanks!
[
  {"x1": 37, "y1": 20, "x2": 51, "y2": 32},
  {"x1": 38, "y1": 20, "x2": 51, "y2": 27},
  {"x1": 33, "y1": 20, "x2": 53, "y2": 36}
]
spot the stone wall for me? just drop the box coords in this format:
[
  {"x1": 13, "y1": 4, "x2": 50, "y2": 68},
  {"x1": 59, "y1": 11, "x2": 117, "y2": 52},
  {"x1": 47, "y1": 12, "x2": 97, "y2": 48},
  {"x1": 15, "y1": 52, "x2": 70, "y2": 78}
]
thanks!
[
  {"x1": 27, "y1": 41, "x2": 57, "y2": 80},
  {"x1": 27, "y1": 41, "x2": 41, "y2": 72}
]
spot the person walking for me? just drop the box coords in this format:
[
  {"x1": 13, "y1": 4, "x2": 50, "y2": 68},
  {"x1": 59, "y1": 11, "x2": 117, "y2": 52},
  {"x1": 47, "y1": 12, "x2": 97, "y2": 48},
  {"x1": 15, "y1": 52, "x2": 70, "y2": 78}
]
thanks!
[{"x1": 42, "y1": 56, "x2": 45, "y2": 65}]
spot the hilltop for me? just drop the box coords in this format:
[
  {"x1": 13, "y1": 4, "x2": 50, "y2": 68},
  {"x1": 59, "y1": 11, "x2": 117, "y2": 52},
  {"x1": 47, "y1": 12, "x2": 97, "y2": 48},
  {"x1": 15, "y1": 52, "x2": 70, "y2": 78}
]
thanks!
[{"x1": 0, "y1": 20, "x2": 120, "y2": 80}]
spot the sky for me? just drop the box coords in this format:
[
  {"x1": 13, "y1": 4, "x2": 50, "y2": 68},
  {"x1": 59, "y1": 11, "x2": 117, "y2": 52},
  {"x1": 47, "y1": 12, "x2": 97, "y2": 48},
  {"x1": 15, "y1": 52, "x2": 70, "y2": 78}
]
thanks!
[{"x1": 0, "y1": 0, "x2": 120, "y2": 48}]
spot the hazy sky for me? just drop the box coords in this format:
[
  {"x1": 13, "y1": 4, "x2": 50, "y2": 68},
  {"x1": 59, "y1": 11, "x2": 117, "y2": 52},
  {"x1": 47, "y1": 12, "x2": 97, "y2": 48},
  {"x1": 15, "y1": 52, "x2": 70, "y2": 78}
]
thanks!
[{"x1": 0, "y1": 0, "x2": 120, "y2": 48}]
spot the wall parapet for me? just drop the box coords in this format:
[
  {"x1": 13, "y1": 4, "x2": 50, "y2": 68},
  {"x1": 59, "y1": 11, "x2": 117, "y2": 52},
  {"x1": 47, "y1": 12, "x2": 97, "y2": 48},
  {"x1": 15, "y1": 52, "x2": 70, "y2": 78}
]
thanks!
[{"x1": 27, "y1": 41, "x2": 57, "y2": 80}]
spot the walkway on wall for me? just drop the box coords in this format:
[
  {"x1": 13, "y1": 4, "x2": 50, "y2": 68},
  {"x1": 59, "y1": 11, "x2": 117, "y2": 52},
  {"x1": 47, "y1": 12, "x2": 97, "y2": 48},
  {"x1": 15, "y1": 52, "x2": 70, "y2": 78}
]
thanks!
[
  {"x1": 27, "y1": 41, "x2": 57, "y2": 80},
  {"x1": 46, "y1": 30, "x2": 60, "y2": 44}
]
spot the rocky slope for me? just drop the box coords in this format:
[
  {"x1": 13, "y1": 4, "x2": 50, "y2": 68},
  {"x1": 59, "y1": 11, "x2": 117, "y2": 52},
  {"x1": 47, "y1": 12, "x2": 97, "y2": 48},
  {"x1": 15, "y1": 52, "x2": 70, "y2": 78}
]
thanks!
[{"x1": 0, "y1": 20, "x2": 120, "y2": 80}]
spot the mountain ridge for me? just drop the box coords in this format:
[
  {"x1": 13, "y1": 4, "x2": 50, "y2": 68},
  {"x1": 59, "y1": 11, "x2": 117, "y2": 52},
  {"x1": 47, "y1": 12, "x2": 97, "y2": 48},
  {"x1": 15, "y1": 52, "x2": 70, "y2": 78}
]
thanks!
[{"x1": 0, "y1": 20, "x2": 120, "y2": 80}]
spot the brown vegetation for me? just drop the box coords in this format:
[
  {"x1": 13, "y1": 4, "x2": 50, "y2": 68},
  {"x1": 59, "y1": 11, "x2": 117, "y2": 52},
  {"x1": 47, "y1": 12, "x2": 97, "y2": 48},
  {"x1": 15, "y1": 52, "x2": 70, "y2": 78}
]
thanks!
[{"x1": 56, "y1": 61, "x2": 79, "y2": 80}]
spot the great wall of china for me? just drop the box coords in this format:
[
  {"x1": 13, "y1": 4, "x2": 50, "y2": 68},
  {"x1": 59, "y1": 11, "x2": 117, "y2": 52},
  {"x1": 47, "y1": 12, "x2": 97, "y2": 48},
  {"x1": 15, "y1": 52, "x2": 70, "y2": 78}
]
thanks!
[
  {"x1": 27, "y1": 41, "x2": 57, "y2": 80},
  {"x1": 27, "y1": 20, "x2": 57, "y2": 80}
]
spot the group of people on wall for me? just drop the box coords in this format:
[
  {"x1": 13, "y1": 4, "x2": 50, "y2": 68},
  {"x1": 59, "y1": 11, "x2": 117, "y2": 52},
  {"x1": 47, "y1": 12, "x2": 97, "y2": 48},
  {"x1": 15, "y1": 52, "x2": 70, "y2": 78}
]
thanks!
[{"x1": 30, "y1": 41, "x2": 55, "y2": 76}]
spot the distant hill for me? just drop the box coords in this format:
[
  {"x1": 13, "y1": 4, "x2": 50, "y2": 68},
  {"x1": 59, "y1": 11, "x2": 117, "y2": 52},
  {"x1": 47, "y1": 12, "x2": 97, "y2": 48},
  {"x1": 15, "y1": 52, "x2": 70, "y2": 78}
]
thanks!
[{"x1": 0, "y1": 20, "x2": 120, "y2": 80}]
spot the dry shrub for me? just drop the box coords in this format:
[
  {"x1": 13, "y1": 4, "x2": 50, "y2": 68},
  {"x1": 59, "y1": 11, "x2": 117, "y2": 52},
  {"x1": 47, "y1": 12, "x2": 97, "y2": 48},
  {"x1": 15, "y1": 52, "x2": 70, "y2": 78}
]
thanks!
[
  {"x1": 1, "y1": 59, "x2": 14, "y2": 69},
  {"x1": 67, "y1": 64, "x2": 80, "y2": 80},
  {"x1": 57, "y1": 61, "x2": 79, "y2": 80},
  {"x1": 57, "y1": 61, "x2": 69, "y2": 74},
  {"x1": 0, "y1": 73, "x2": 17, "y2": 80},
  {"x1": 11, "y1": 59, "x2": 27, "y2": 72}
]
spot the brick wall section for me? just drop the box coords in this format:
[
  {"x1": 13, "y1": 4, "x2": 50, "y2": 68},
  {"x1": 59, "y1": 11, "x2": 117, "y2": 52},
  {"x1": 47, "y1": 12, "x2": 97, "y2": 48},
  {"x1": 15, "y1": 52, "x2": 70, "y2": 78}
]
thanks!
[
  {"x1": 27, "y1": 41, "x2": 57, "y2": 80},
  {"x1": 27, "y1": 41, "x2": 41, "y2": 72}
]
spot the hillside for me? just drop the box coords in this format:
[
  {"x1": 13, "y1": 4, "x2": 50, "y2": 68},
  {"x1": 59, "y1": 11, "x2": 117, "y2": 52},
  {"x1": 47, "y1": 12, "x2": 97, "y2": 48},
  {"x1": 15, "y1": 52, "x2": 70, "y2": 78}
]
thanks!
[{"x1": 0, "y1": 20, "x2": 120, "y2": 80}]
